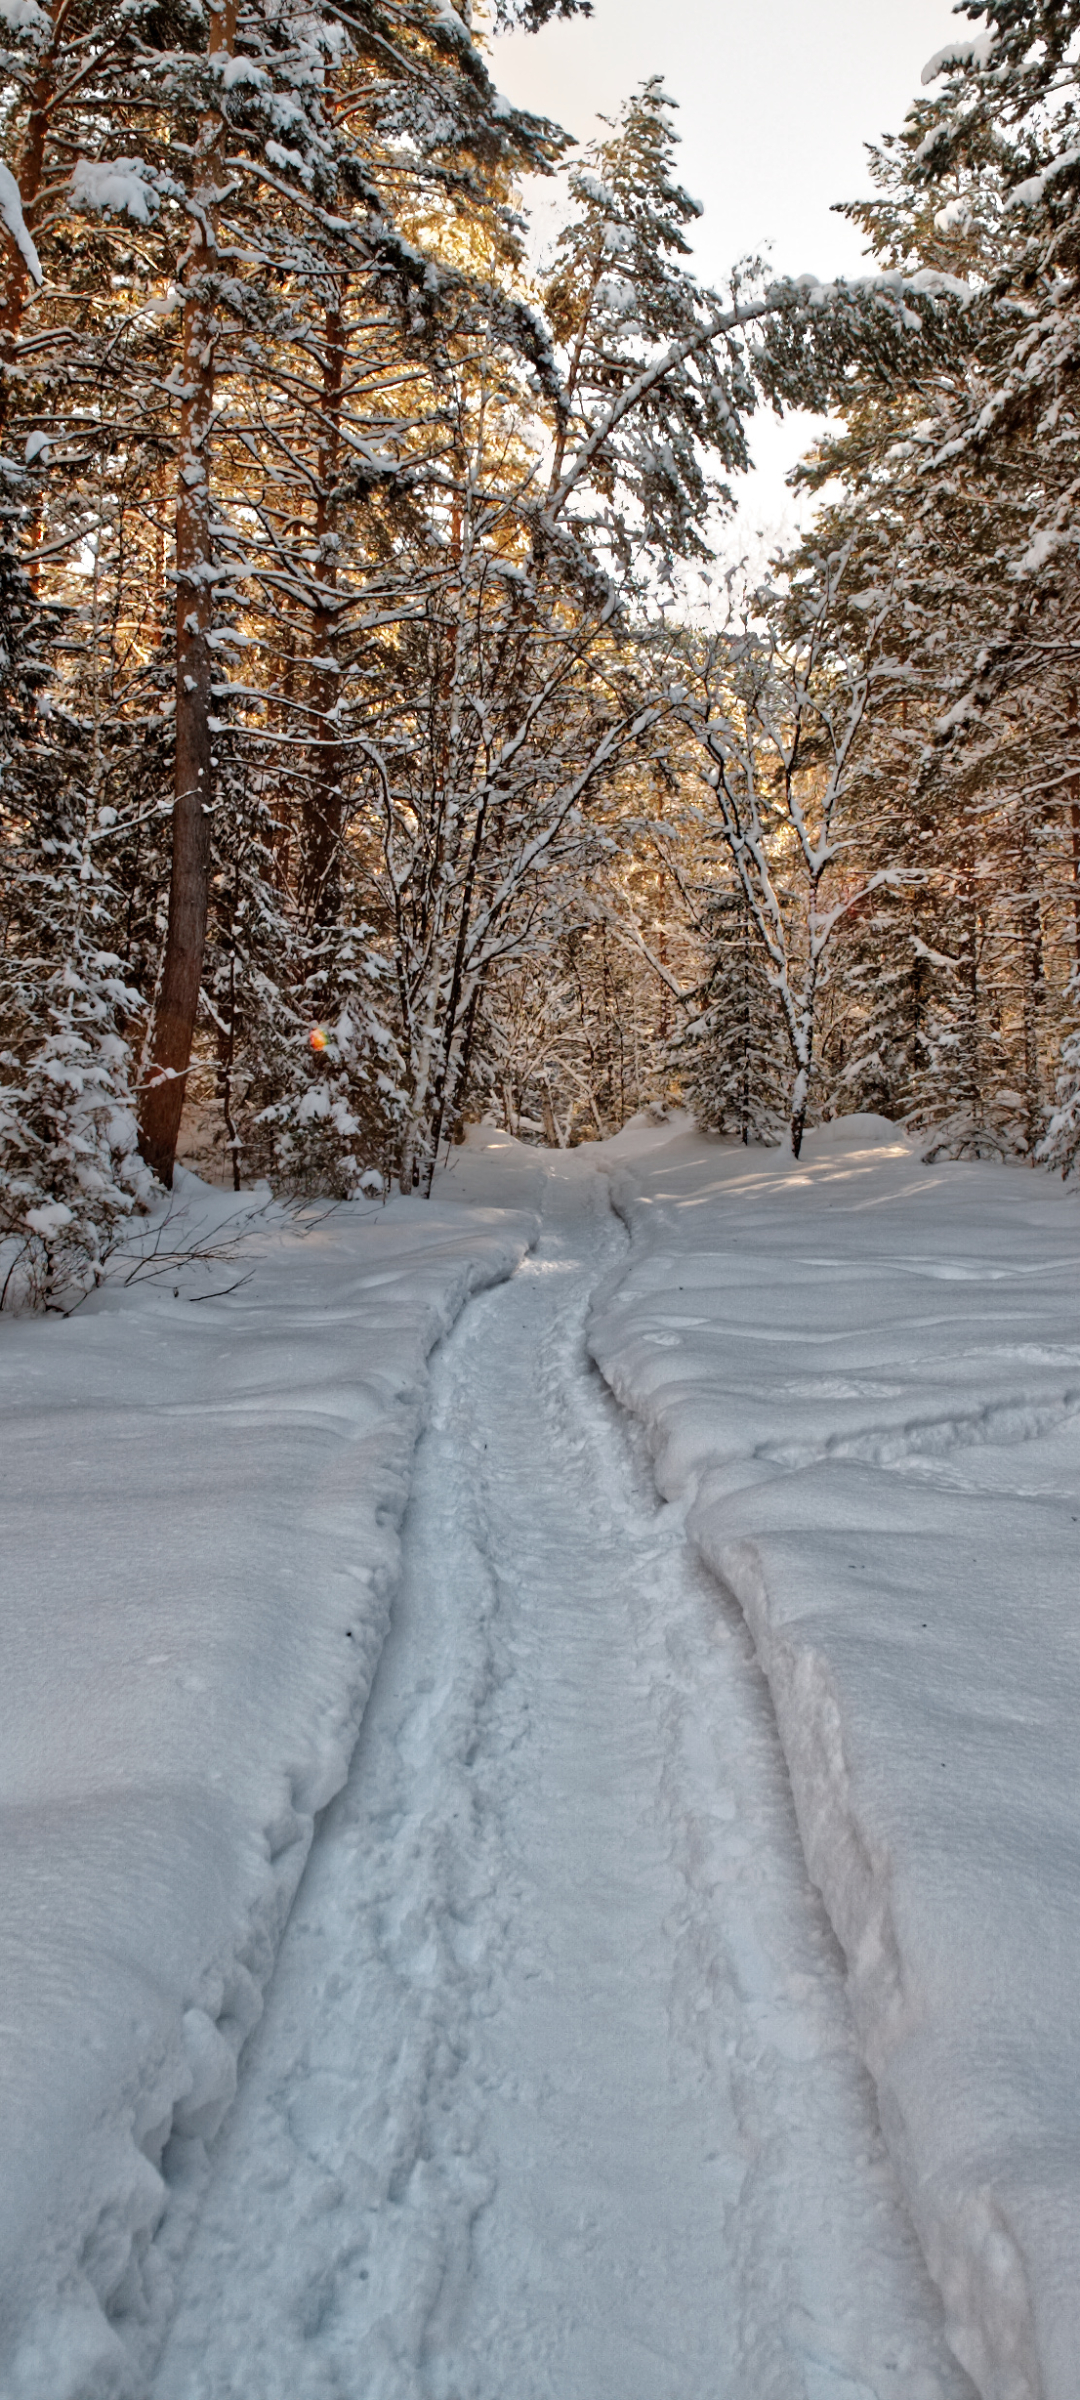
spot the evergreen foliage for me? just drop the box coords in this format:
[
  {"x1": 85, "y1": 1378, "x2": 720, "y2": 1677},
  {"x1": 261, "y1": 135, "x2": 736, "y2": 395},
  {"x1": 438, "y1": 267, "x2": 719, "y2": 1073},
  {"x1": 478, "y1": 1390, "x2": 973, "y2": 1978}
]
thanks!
[
  {"x1": 9, "y1": 0, "x2": 1080, "y2": 1306},
  {"x1": 673, "y1": 890, "x2": 786, "y2": 1144}
]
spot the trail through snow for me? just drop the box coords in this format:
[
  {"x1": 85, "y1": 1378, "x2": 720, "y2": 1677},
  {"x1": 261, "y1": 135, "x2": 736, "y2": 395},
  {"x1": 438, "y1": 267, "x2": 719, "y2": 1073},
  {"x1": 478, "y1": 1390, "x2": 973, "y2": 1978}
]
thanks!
[{"x1": 151, "y1": 1161, "x2": 971, "y2": 2400}]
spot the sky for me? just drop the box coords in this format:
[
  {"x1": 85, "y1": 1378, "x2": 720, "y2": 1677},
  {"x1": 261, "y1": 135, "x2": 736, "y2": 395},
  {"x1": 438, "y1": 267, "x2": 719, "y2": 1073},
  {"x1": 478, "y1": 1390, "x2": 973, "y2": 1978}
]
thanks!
[{"x1": 494, "y1": 0, "x2": 966, "y2": 554}]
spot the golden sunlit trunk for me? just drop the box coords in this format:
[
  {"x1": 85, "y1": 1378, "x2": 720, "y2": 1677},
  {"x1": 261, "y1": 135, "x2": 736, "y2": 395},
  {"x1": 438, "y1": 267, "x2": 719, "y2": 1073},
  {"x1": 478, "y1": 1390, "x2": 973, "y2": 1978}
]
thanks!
[{"x1": 301, "y1": 298, "x2": 347, "y2": 936}]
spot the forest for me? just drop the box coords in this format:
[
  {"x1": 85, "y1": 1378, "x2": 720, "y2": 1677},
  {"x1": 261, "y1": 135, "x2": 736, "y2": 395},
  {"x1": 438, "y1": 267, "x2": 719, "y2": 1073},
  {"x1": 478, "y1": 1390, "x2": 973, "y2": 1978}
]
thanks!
[{"x1": 2, "y1": 0, "x2": 1080, "y2": 1307}]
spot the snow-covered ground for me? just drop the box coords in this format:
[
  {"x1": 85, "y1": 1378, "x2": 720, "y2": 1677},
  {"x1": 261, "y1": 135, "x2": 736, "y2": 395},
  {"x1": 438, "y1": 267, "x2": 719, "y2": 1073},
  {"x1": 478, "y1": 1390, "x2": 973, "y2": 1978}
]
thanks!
[
  {"x1": 0, "y1": 1171, "x2": 537, "y2": 2397},
  {"x1": 3, "y1": 1118, "x2": 1077, "y2": 2400},
  {"x1": 149, "y1": 1140, "x2": 968, "y2": 2400},
  {"x1": 589, "y1": 1116, "x2": 1080, "y2": 2400}
]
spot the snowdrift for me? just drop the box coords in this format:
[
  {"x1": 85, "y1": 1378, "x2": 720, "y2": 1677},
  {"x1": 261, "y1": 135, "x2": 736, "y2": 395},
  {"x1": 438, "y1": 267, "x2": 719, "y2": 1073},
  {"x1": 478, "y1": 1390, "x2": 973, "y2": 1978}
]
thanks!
[
  {"x1": 0, "y1": 1173, "x2": 537, "y2": 2398},
  {"x1": 588, "y1": 1117, "x2": 1080, "y2": 2400}
]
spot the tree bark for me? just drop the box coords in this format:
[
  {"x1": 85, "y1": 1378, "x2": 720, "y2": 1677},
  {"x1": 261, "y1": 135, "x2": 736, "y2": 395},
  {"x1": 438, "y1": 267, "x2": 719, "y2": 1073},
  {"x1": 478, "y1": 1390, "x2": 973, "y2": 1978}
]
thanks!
[
  {"x1": 301, "y1": 295, "x2": 347, "y2": 936},
  {"x1": 1016, "y1": 809, "x2": 1045, "y2": 1154},
  {"x1": 139, "y1": 0, "x2": 236, "y2": 1186},
  {"x1": 1067, "y1": 693, "x2": 1080, "y2": 966}
]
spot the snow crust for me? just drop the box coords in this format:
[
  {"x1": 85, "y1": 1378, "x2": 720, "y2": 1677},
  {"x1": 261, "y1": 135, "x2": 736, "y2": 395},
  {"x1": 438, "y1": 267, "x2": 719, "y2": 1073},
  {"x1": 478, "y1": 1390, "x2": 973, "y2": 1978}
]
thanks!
[
  {"x1": 0, "y1": 1173, "x2": 536, "y2": 2398},
  {"x1": 587, "y1": 1116, "x2": 1080, "y2": 2400}
]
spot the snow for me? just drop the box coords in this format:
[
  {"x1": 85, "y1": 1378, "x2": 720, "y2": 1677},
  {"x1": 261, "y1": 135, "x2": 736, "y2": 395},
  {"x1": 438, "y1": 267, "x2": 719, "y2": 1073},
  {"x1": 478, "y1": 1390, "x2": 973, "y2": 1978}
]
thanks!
[
  {"x1": 150, "y1": 1140, "x2": 969, "y2": 2400},
  {"x1": 935, "y1": 201, "x2": 974, "y2": 237},
  {"x1": 922, "y1": 33, "x2": 999, "y2": 86},
  {"x1": 595, "y1": 273, "x2": 639, "y2": 317},
  {"x1": 23, "y1": 1199, "x2": 74, "y2": 1236},
  {"x1": 422, "y1": 0, "x2": 472, "y2": 47},
  {"x1": 5, "y1": 1117, "x2": 1079, "y2": 2400},
  {"x1": 0, "y1": 160, "x2": 41, "y2": 285},
  {"x1": 69, "y1": 158, "x2": 161, "y2": 226},
  {"x1": 575, "y1": 172, "x2": 617, "y2": 209},
  {"x1": 587, "y1": 1115, "x2": 1080, "y2": 2400},
  {"x1": 217, "y1": 54, "x2": 268, "y2": 90},
  {"x1": 1012, "y1": 523, "x2": 1065, "y2": 577},
  {"x1": 1008, "y1": 147, "x2": 1080, "y2": 214},
  {"x1": 0, "y1": 0, "x2": 50, "y2": 35},
  {"x1": 0, "y1": 1171, "x2": 536, "y2": 2397},
  {"x1": 767, "y1": 269, "x2": 973, "y2": 325}
]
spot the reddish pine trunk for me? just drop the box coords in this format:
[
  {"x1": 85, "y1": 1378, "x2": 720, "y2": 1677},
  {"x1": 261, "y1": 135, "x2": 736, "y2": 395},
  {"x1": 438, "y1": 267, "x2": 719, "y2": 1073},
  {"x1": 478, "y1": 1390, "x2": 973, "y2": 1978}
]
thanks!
[
  {"x1": 301, "y1": 298, "x2": 347, "y2": 935},
  {"x1": 139, "y1": 0, "x2": 236, "y2": 1186},
  {"x1": 1071, "y1": 797, "x2": 1080, "y2": 962},
  {"x1": 1069, "y1": 695, "x2": 1080, "y2": 967}
]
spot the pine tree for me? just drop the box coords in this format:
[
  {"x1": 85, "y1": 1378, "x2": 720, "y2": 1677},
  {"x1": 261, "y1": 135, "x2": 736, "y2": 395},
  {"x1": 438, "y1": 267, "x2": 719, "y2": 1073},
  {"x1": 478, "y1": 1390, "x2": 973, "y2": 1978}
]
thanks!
[
  {"x1": 0, "y1": 541, "x2": 153, "y2": 1306},
  {"x1": 543, "y1": 78, "x2": 755, "y2": 574},
  {"x1": 784, "y1": 52, "x2": 1080, "y2": 1157}
]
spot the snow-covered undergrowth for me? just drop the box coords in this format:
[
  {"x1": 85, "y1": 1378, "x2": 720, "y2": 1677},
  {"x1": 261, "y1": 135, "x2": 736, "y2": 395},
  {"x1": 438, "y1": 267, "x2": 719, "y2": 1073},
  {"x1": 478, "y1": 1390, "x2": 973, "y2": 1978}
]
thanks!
[
  {"x1": 588, "y1": 1115, "x2": 1080, "y2": 2400},
  {"x1": 0, "y1": 1166, "x2": 538, "y2": 2399}
]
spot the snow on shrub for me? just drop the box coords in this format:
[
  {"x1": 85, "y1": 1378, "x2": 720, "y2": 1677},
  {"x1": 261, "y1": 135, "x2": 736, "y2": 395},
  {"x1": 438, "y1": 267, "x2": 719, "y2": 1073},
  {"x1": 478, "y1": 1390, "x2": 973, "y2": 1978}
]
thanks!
[
  {"x1": 0, "y1": 951, "x2": 152, "y2": 1310},
  {"x1": 1037, "y1": 1011, "x2": 1080, "y2": 1179},
  {"x1": 243, "y1": 990, "x2": 404, "y2": 1200}
]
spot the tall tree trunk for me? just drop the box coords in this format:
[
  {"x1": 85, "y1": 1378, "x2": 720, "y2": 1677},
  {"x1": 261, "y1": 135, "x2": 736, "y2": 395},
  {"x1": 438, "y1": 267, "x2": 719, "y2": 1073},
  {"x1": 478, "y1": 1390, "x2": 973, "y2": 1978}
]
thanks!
[
  {"x1": 740, "y1": 902, "x2": 751, "y2": 1143},
  {"x1": 301, "y1": 295, "x2": 347, "y2": 937},
  {"x1": 788, "y1": 952, "x2": 818, "y2": 1160},
  {"x1": 423, "y1": 792, "x2": 488, "y2": 1189},
  {"x1": 1070, "y1": 796, "x2": 1080, "y2": 962},
  {"x1": 1016, "y1": 809, "x2": 1045, "y2": 1155},
  {"x1": 1068, "y1": 692, "x2": 1080, "y2": 967},
  {"x1": 957, "y1": 867, "x2": 982, "y2": 1142},
  {"x1": 139, "y1": 0, "x2": 236, "y2": 1186},
  {"x1": 272, "y1": 636, "x2": 298, "y2": 891}
]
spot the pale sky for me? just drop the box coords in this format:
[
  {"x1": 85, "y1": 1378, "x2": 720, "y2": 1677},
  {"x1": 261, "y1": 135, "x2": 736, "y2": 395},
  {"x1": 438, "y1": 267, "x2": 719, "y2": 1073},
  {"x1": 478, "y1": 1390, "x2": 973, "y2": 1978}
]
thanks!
[{"x1": 494, "y1": 0, "x2": 964, "y2": 552}]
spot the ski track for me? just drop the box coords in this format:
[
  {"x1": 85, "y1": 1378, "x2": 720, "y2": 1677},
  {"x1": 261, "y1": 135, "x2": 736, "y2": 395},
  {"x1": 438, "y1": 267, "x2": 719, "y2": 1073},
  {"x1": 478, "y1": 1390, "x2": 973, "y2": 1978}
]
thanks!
[{"x1": 150, "y1": 1165, "x2": 973, "y2": 2400}]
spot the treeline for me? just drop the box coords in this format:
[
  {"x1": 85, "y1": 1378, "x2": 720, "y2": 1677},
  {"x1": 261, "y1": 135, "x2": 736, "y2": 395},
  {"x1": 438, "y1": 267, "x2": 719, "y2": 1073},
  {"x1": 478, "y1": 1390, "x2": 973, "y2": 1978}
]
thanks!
[{"x1": 2, "y1": 0, "x2": 1079, "y2": 1307}]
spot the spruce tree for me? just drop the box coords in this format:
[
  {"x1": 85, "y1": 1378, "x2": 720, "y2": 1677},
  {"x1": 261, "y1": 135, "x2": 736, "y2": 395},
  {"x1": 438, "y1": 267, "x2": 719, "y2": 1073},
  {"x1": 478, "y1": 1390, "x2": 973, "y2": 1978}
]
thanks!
[{"x1": 674, "y1": 889, "x2": 787, "y2": 1144}]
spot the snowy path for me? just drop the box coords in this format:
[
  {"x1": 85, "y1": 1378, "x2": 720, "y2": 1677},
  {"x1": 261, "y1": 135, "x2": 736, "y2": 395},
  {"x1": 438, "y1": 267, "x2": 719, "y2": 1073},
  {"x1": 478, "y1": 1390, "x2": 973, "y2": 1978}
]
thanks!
[{"x1": 152, "y1": 1163, "x2": 970, "y2": 2400}]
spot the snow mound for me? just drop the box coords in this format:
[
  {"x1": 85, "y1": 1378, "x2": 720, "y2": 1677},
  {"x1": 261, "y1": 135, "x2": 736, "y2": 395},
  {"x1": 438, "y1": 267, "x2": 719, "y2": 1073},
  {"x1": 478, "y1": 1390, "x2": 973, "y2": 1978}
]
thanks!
[
  {"x1": 588, "y1": 1119, "x2": 1080, "y2": 2400},
  {"x1": 0, "y1": 1179, "x2": 536, "y2": 2397}
]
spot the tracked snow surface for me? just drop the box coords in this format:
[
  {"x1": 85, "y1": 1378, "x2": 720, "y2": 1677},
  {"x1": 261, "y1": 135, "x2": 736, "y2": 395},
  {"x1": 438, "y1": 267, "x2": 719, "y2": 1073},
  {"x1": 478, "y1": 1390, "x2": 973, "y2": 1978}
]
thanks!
[
  {"x1": 588, "y1": 1117, "x2": 1080, "y2": 2400},
  {"x1": 4, "y1": 1118, "x2": 1076, "y2": 2400},
  {"x1": 0, "y1": 1172, "x2": 536, "y2": 2398},
  {"x1": 150, "y1": 1135, "x2": 970, "y2": 2400}
]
